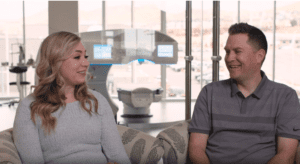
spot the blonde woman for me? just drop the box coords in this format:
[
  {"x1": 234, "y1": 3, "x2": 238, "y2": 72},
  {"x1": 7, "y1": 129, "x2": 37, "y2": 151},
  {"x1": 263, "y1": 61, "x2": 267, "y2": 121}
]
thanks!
[{"x1": 13, "y1": 31, "x2": 130, "y2": 164}]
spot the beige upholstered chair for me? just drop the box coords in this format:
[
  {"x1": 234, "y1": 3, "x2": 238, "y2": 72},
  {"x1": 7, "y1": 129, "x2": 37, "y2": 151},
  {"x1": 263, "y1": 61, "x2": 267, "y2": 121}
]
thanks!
[
  {"x1": 157, "y1": 120, "x2": 300, "y2": 164},
  {"x1": 0, "y1": 125, "x2": 164, "y2": 164},
  {"x1": 156, "y1": 120, "x2": 191, "y2": 164}
]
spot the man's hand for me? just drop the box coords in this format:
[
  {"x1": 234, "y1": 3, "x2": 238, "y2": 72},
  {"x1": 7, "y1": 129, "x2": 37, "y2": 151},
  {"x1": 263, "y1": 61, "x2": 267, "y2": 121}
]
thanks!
[
  {"x1": 188, "y1": 132, "x2": 210, "y2": 164},
  {"x1": 267, "y1": 136, "x2": 298, "y2": 164}
]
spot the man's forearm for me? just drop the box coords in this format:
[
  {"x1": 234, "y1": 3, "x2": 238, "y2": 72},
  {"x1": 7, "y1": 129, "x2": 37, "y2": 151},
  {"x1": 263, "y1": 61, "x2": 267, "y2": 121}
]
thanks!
[
  {"x1": 189, "y1": 149, "x2": 210, "y2": 164},
  {"x1": 267, "y1": 153, "x2": 295, "y2": 164}
]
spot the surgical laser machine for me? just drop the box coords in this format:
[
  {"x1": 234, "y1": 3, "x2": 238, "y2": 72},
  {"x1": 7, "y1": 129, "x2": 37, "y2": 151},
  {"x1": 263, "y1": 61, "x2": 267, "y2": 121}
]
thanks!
[{"x1": 80, "y1": 29, "x2": 178, "y2": 118}]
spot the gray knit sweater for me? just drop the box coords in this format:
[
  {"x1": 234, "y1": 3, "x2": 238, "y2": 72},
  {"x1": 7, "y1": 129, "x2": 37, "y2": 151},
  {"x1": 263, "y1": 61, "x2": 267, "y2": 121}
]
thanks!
[{"x1": 13, "y1": 89, "x2": 130, "y2": 164}]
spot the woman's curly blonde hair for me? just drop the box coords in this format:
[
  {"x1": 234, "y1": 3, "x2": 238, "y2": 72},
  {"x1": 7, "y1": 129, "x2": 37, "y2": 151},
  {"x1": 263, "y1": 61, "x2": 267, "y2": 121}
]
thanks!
[{"x1": 30, "y1": 31, "x2": 98, "y2": 135}]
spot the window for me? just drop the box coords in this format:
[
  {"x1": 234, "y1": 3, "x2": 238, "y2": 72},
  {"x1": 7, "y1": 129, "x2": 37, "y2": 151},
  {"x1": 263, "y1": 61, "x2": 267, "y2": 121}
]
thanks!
[
  {"x1": 240, "y1": 1, "x2": 274, "y2": 82},
  {"x1": 0, "y1": 1, "x2": 47, "y2": 97},
  {"x1": 0, "y1": 1, "x2": 22, "y2": 97},
  {"x1": 24, "y1": 1, "x2": 48, "y2": 95},
  {"x1": 0, "y1": 1, "x2": 48, "y2": 131},
  {"x1": 276, "y1": 1, "x2": 300, "y2": 97},
  {"x1": 79, "y1": 1, "x2": 103, "y2": 33}
]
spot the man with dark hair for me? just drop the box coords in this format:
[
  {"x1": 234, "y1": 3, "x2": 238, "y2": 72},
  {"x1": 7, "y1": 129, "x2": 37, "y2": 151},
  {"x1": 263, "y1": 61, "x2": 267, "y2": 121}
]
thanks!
[
  {"x1": 228, "y1": 23, "x2": 268, "y2": 65},
  {"x1": 188, "y1": 23, "x2": 300, "y2": 164}
]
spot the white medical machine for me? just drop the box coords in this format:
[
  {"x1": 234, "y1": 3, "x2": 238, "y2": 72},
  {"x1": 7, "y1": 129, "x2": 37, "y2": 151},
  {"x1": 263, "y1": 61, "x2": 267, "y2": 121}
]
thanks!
[{"x1": 80, "y1": 29, "x2": 178, "y2": 119}]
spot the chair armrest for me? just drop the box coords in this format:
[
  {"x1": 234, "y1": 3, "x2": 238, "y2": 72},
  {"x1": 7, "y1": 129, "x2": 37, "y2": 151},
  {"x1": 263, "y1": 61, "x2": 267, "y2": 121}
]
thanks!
[
  {"x1": 0, "y1": 128, "x2": 21, "y2": 164},
  {"x1": 117, "y1": 125, "x2": 164, "y2": 164},
  {"x1": 156, "y1": 120, "x2": 191, "y2": 164}
]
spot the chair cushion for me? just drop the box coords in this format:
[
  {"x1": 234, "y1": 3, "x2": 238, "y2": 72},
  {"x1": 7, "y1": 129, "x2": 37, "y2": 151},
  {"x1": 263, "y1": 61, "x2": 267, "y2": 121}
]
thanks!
[
  {"x1": 156, "y1": 120, "x2": 190, "y2": 164},
  {"x1": 0, "y1": 128, "x2": 21, "y2": 164},
  {"x1": 117, "y1": 125, "x2": 164, "y2": 164}
]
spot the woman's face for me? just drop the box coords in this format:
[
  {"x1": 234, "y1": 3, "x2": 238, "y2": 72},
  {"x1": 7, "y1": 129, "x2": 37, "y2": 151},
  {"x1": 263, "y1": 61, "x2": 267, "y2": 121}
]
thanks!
[{"x1": 60, "y1": 42, "x2": 89, "y2": 88}]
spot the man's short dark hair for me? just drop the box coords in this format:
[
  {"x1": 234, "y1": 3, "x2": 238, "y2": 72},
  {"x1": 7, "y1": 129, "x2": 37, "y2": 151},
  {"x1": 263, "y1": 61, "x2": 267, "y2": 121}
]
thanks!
[{"x1": 228, "y1": 23, "x2": 268, "y2": 65}]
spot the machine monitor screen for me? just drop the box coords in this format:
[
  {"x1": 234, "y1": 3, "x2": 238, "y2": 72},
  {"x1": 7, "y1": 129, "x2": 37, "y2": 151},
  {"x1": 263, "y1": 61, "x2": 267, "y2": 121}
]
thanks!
[
  {"x1": 94, "y1": 44, "x2": 112, "y2": 59},
  {"x1": 81, "y1": 30, "x2": 178, "y2": 64},
  {"x1": 157, "y1": 45, "x2": 173, "y2": 58}
]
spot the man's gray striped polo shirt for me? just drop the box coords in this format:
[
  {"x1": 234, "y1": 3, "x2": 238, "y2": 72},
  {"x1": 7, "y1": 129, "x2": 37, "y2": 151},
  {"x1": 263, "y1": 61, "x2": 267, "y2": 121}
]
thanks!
[{"x1": 189, "y1": 71, "x2": 300, "y2": 164}]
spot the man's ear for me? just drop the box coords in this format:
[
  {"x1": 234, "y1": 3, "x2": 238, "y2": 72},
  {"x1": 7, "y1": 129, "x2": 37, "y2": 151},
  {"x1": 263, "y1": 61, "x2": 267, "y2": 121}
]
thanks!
[{"x1": 255, "y1": 49, "x2": 266, "y2": 64}]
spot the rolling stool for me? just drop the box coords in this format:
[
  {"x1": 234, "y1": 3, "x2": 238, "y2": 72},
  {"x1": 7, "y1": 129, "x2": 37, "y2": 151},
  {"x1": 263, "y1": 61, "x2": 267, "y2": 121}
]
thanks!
[{"x1": 8, "y1": 66, "x2": 30, "y2": 107}]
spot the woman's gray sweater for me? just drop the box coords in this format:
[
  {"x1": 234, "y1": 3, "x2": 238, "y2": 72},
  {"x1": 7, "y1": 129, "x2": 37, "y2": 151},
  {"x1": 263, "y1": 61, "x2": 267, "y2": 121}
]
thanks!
[{"x1": 13, "y1": 89, "x2": 130, "y2": 164}]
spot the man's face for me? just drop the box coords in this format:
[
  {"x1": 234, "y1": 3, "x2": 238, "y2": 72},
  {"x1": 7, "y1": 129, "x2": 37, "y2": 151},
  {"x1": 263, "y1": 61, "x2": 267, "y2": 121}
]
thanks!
[{"x1": 224, "y1": 34, "x2": 262, "y2": 82}]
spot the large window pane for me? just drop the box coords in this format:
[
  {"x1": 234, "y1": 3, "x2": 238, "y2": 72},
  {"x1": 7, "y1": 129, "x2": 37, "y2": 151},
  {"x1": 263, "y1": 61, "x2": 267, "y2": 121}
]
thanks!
[
  {"x1": 133, "y1": 1, "x2": 161, "y2": 30},
  {"x1": 240, "y1": 1, "x2": 274, "y2": 80},
  {"x1": 219, "y1": 1, "x2": 238, "y2": 82},
  {"x1": 190, "y1": 1, "x2": 214, "y2": 99},
  {"x1": 24, "y1": 1, "x2": 48, "y2": 95},
  {"x1": 165, "y1": 1, "x2": 186, "y2": 99},
  {"x1": 0, "y1": 1, "x2": 23, "y2": 132},
  {"x1": 0, "y1": 2, "x2": 23, "y2": 97},
  {"x1": 104, "y1": 2, "x2": 161, "y2": 98},
  {"x1": 0, "y1": 1, "x2": 48, "y2": 97},
  {"x1": 79, "y1": 1, "x2": 102, "y2": 33},
  {"x1": 276, "y1": 1, "x2": 300, "y2": 97},
  {"x1": 105, "y1": 1, "x2": 130, "y2": 98},
  {"x1": 0, "y1": 1, "x2": 48, "y2": 131},
  {"x1": 106, "y1": 1, "x2": 131, "y2": 29}
]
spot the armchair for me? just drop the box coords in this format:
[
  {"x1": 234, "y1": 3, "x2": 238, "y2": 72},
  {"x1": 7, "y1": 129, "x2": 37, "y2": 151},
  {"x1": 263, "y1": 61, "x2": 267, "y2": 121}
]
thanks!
[
  {"x1": 156, "y1": 120, "x2": 191, "y2": 164},
  {"x1": 0, "y1": 125, "x2": 164, "y2": 164},
  {"x1": 157, "y1": 120, "x2": 300, "y2": 164}
]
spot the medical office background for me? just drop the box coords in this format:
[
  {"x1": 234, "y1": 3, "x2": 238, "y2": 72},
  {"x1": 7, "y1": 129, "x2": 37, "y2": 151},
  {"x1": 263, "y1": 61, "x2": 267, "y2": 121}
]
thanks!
[{"x1": 0, "y1": 1, "x2": 300, "y2": 131}]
